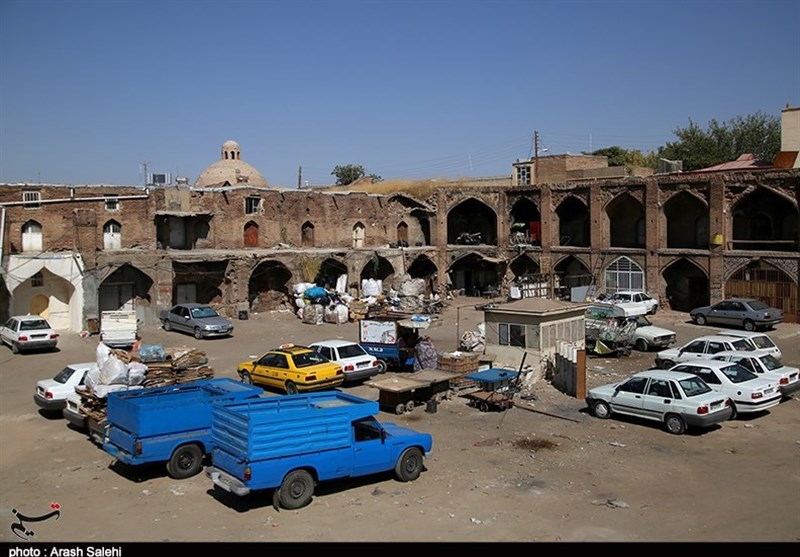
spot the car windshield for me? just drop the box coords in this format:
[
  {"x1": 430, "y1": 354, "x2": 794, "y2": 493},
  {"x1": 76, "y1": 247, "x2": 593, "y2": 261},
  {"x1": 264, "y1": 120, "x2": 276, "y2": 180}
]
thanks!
[
  {"x1": 190, "y1": 307, "x2": 219, "y2": 319},
  {"x1": 757, "y1": 354, "x2": 783, "y2": 371},
  {"x1": 53, "y1": 366, "x2": 78, "y2": 384},
  {"x1": 635, "y1": 316, "x2": 652, "y2": 327},
  {"x1": 746, "y1": 300, "x2": 770, "y2": 311},
  {"x1": 720, "y1": 363, "x2": 758, "y2": 383},
  {"x1": 338, "y1": 344, "x2": 367, "y2": 358},
  {"x1": 20, "y1": 319, "x2": 50, "y2": 331},
  {"x1": 677, "y1": 376, "x2": 712, "y2": 397},
  {"x1": 292, "y1": 351, "x2": 328, "y2": 368}
]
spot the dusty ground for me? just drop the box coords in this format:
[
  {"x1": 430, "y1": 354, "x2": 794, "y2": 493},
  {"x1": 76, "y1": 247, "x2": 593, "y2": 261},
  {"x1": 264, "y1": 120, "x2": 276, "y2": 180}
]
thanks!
[{"x1": 1, "y1": 298, "x2": 798, "y2": 543}]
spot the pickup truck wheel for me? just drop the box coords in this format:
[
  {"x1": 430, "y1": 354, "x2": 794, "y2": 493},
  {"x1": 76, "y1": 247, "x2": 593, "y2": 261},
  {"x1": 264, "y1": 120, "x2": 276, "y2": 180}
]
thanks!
[
  {"x1": 278, "y1": 470, "x2": 314, "y2": 510},
  {"x1": 167, "y1": 444, "x2": 203, "y2": 479},
  {"x1": 285, "y1": 381, "x2": 299, "y2": 395},
  {"x1": 665, "y1": 414, "x2": 686, "y2": 435},
  {"x1": 194, "y1": 327, "x2": 203, "y2": 340},
  {"x1": 376, "y1": 360, "x2": 387, "y2": 374},
  {"x1": 635, "y1": 338, "x2": 649, "y2": 352},
  {"x1": 240, "y1": 371, "x2": 252, "y2": 385},
  {"x1": 163, "y1": 320, "x2": 172, "y2": 331},
  {"x1": 395, "y1": 447, "x2": 423, "y2": 482}
]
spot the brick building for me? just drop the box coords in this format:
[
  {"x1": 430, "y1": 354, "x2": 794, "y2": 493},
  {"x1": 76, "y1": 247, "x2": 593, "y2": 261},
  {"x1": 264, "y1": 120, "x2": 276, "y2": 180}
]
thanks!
[{"x1": 1, "y1": 135, "x2": 798, "y2": 331}]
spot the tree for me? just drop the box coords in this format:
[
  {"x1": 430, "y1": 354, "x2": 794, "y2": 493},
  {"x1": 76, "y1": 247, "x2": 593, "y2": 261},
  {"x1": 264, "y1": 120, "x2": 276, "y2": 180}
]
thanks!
[
  {"x1": 331, "y1": 164, "x2": 384, "y2": 186},
  {"x1": 584, "y1": 146, "x2": 661, "y2": 171},
  {"x1": 657, "y1": 111, "x2": 781, "y2": 171}
]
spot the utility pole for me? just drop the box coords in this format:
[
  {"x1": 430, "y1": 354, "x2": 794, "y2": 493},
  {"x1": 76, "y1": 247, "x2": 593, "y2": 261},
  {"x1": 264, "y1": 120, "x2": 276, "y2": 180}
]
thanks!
[
  {"x1": 141, "y1": 161, "x2": 150, "y2": 187},
  {"x1": 533, "y1": 131, "x2": 539, "y2": 186},
  {"x1": 297, "y1": 165, "x2": 302, "y2": 189}
]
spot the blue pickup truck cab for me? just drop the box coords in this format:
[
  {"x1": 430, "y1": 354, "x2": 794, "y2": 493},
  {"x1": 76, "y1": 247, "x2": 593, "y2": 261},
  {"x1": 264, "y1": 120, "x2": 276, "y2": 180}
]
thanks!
[
  {"x1": 205, "y1": 390, "x2": 433, "y2": 510},
  {"x1": 102, "y1": 378, "x2": 263, "y2": 479}
]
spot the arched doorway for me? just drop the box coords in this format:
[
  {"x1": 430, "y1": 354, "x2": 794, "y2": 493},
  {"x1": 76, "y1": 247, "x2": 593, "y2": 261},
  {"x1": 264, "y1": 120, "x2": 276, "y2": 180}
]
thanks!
[
  {"x1": 556, "y1": 196, "x2": 590, "y2": 247},
  {"x1": 447, "y1": 198, "x2": 497, "y2": 245},
  {"x1": 727, "y1": 260, "x2": 798, "y2": 322},
  {"x1": 301, "y1": 221, "x2": 315, "y2": 247},
  {"x1": 448, "y1": 253, "x2": 502, "y2": 297},
  {"x1": 244, "y1": 221, "x2": 259, "y2": 248},
  {"x1": 315, "y1": 258, "x2": 348, "y2": 291},
  {"x1": 605, "y1": 256, "x2": 645, "y2": 294},
  {"x1": 553, "y1": 256, "x2": 591, "y2": 300},
  {"x1": 29, "y1": 294, "x2": 49, "y2": 318},
  {"x1": 607, "y1": 193, "x2": 645, "y2": 248},
  {"x1": 665, "y1": 192, "x2": 708, "y2": 249},
  {"x1": 732, "y1": 188, "x2": 798, "y2": 251},
  {"x1": 509, "y1": 198, "x2": 541, "y2": 246},
  {"x1": 408, "y1": 255, "x2": 438, "y2": 296},
  {"x1": 662, "y1": 258, "x2": 709, "y2": 312},
  {"x1": 353, "y1": 222, "x2": 365, "y2": 248},
  {"x1": 249, "y1": 260, "x2": 293, "y2": 311},
  {"x1": 103, "y1": 220, "x2": 122, "y2": 250},
  {"x1": 360, "y1": 254, "x2": 395, "y2": 284}
]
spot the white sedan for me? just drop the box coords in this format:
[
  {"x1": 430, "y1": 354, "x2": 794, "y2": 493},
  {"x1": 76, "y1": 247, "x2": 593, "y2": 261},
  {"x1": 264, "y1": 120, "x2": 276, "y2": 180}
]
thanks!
[
  {"x1": 585, "y1": 369, "x2": 733, "y2": 435},
  {"x1": 667, "y1": 360, "x2": 783, "y2": 419},
  {"x1": 711, "y1": 350, "x2": 800, "y2": 397}
]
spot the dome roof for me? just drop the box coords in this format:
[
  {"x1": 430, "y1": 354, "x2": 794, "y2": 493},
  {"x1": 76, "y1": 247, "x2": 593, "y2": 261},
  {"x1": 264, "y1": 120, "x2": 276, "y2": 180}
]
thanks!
[{"x1": 195, "y1": 140, "x2": 268, "y2": 188}]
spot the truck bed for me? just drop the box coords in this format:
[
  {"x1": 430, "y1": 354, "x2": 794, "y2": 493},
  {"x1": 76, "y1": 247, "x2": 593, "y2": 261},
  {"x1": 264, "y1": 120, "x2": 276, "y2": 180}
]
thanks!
[
  {"x1": 211, "y1": 391, "x2": 378, "y2": 462},
  {"x1": 107, "y1": 378, "x2": 263, "y2": 437}
]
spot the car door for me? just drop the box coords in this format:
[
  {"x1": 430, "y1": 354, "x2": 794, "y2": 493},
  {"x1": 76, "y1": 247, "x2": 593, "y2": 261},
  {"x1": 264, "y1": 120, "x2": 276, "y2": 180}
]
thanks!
[
  {"x1": 641, "y1": 378, "x2": 677, "y2": 420},
  {"x1": 727, "y1": 301, "x2": 749, "y2": 327},
  {"x1": 174, "y1": 306, "x2": 191, "y2": 333},
  {"x1": 351, "y1": 417, "x2": 393, "y2": 477},
  {"x1": 251, "y1": 353, "x2": 282, "y2": 389},
  {"x1": 678, "y1": 340, "x2": 708, "y2": 362},
  {"x1": 709, "y1": 302, "x2": 733, "y2": 326},
  {"x1": 608, "y1": 375, "x2": 648, "y2": 418},
  {"x1": 0, "y1": 318, "x2": 14, "y2": 345},
  {"x1": 704, "y1": 341, "x2": 727, "y2": 357}
]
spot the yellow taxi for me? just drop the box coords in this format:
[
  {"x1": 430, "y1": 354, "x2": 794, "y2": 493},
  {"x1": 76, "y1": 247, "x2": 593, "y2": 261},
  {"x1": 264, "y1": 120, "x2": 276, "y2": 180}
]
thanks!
[{"x1": 237, "y1": 344, "x2": 344, "y2": 394}]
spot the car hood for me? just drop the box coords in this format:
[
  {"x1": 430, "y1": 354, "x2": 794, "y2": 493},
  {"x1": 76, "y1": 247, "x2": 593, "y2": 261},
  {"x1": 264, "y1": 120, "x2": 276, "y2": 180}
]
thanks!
[{"x1": 587, "y1": 382, "x2": 623, "y2": 398}]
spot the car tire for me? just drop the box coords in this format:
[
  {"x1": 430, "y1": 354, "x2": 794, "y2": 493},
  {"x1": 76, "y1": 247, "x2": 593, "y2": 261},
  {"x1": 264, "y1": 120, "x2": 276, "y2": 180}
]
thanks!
[
  {"x1": 592, "y1": 400, "x2": 611, "y2": 419},
  {"x1": 11, "y1": 342, "x2": 19, "y2": 354},
  {"x1": 665, "y1": 414, "x2": 686, "y2": 435},
  {"x1": 285, "y1": 381, "x2": 299, "y2": 395},
  {"x1": 240, "y1": 371, "x2": 252, "y2": 385},
  {"x1": 166, "y1": 444, "x2": 204, "y2": 479},
  {"x1": 194, "y1": 327, "x2": 203, "y2": 340},
  {"x1": 694, "y1": 314, "x2": 707, "y2": 326},
  {"x1": 659, "y1": 360, "x2": 674, "y2": 370},
  {"x1": 395, "y1": 447, "x2": 423, "y2": 482},
  {"x1": 743, "y1": 320, "x2": 756, "y2": 332},
  {"x1": 163, "y1": 320, "x2": 172, "y2": 331},
  {"x1": 635, "y1": 339, "x2": 649, "y2": 352},
  {"x1": 376, "y1": 360, "x2": 387, "y2": 374},
  {"x1": 277, "y1": 469, "x2": 314, "y2": 510},
  {"x1": 729, "y1": 403, "x2": 738, "y2": 421}
]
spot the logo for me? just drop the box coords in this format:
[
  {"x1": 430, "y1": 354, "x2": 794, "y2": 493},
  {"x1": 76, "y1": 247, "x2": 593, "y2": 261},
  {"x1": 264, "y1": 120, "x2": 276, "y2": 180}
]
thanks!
[{"x1": 10, "y1": 503, "x2": 61, "y2": 540}]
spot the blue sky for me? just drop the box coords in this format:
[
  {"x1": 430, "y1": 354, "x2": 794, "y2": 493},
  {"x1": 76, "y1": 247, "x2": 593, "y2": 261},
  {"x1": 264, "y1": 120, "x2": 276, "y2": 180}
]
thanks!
[{"x1": 1, "y1": 0, "x2": 798, "y2": 188}]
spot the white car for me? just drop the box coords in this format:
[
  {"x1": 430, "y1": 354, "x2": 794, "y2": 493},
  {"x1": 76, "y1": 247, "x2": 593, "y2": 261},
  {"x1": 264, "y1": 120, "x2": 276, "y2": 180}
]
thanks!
[
  {"x1": 586, "y1": 369, "x2": 733, "y2": 434},
  {"x1": 715, "y1": 331, "x2": 782, "y2": 360},
  {"x1": 1, "y1": 315, "x2": 59, "y2": 354},
  {"x1": 309, "y1": 339, "x2": 383, "y2": 383},
  {"x1": 606, "y1": 291, "x2": 659, "y2": 315},
  {"x1": 667, "y1": 360, "x2": 782, "y2": 419},
  {"x1": 631, "y1": 315, "x2": 676, "y2": 352},
  {"x1": 711, "y1": 350, "x2": 800, "y2": 397},
  {"x1": 655, "y1": 335, "x2": 755, "y2": 369},
  {"x1": 63, "y1": 389, "x2": 87, "y2": 429},
  {"x1": 34, "y1": 362, "x2": 96, "y2": 413}
]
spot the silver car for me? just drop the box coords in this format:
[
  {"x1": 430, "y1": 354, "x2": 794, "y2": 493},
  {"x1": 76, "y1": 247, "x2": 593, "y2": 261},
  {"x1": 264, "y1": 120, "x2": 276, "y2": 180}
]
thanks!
[
  {"x1": 689, "y1": 298, "x2": 783, "y2": 331},
  {"x1": 159, "y1": 303, "x2": 234, "y2": 339}
]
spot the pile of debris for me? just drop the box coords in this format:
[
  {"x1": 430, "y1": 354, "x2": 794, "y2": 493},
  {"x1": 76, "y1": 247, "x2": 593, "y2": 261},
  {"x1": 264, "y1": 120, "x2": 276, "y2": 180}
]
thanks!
[{"x1": 77, "y1": 342, "x2": 215, "y2": 436}]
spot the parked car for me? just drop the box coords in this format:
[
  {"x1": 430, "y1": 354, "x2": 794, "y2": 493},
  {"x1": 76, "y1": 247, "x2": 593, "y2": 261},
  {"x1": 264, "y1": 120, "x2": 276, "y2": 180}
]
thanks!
[
  {"x1": 689, "y1": 298, "x2": 783, "y2": 331},
  {"x1": 159, "y1": 303, "x2": 234, "y2": 339},
  {"x1": 309, "y1": 339, "x2": 382, "y2": 383},
  {"x1": 585, "y1": 369, "x2": 733, "y2": 435},
  {"x1": 631, "y1": 315, "x2": 676, "y2": 352},
  {"x1": 63, "y1": 389, "x2": 87, "y2": 429},
  {"x1": 711, "y1": 350, "x2": 800, "y2": 397},
  {"x1": 237, "y1": 344, "x2": 344, "y2": 394},
  {"x1": 667, "y1": 360, "x2": 782, "y2": 419},
  {"x1": 1, "y1": 315, "x2": 59, "y2": 354},
  {"x1": 655, "y1": 335, "x2": 755, "y2": 369},
  {"x1": 34, "y1": 362, "x2": 95, "y2": 413},
  {"x1": 606, "y1": 291, "x2": 659, "y2": 315},
  {"x1": 584, "y1": 303, "x2": 675, "y2": 353},
  {"x1": 714, "y1": 330, "x2": 782, "y2": 360}
]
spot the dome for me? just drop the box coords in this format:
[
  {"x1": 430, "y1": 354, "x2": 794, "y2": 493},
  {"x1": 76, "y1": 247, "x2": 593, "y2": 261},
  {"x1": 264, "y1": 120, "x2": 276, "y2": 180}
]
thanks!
[{"x1": 195, "y1": 140, "x2": 268, "y2": 187}]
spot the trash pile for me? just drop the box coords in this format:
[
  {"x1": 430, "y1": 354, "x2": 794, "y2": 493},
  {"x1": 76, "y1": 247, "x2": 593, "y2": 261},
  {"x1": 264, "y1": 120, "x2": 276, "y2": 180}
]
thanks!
[
  {"x1": 76, "y1": 341, "x2": 215, "y2": 429},
  {"x1": 291, "y1": 273, "x2": 442, "y2": 325},
  {"x1": 459, "y1": 322, "x2": 486, "y2": 353}
]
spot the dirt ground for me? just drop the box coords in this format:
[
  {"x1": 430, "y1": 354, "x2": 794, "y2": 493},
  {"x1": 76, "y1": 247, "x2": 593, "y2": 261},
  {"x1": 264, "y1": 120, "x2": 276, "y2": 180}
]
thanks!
[{"x1": 1, "y1": 298, "x2": 798, "y2": 543}]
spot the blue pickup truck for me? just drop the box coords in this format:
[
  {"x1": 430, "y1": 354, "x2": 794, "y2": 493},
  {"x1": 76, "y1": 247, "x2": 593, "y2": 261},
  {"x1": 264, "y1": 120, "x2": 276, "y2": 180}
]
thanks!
[
  {"x1": 205, "y1": 390, "x2": 433, "y2": 510},
  {"x1": 102, "y1": 378, "x2": 263, "y2": 479}
]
